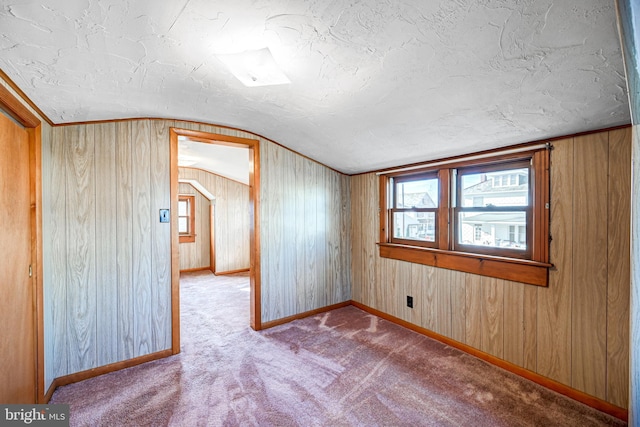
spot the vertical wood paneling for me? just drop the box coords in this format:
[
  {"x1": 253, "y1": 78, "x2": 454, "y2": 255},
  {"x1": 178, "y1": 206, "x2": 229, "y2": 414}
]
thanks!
[
  {"x1": 283, "y1": 150, "x2": 297, "y2": 313},
  {"x1": 115, "y1": 121, "x2": 134, "y2": 361},
  {"x1": 606, "y1": 127, "x2": 631, "y2": 407},
  {"x1": 363, "y1": 174, "x2": 377, "y2": 309},
  {"x1": 268, "y1": 143, "x2": 284, "y2": 319},
  {"x1": 48, "y1": 127, "x2": 67, "y2": 380},
  {"x1": 94, "y1": 123, "x2": 118, "y2": 366},
  {"x1": 349, "y1": 128, "x2": 631, "y2": 409},
  {"x1": 523, "y1": 284, "x2": 537, "y2": 372},
  {"x1": 537, "y1": 138, "x2": 573, "y2": 384},
  {"x1": 295, "y1": 154, "x2": 307, "y2": 312},
  {"x1": 65, "y1": 125, "x2": 97, "y2": 373},
  {"x1": 465, "y1": 274, "x2": 482, "y2": 348},
  {"x1": 630, "y1": 125, "x2": 640, "y2": 424},
  {"x1": 316, "y1": 166, "x2": 327, "y2": 308},
  {"x1": 132, "y1": 120, "x2": 152, "y2": 356},
  {"x1": 481, "y1": 277, "x2": 503, "y2": 358},
  {"x1": 572, "y1": 132, "x2": 608, "y2": 399},
  {"x1": 177, "y1": 168, "x2": 250, "y2": 272},
  {"x1": 409, "y1": 264, "x2": 424, "y2": 326},
  {"x1": 340, "y1": 174, "x2": 351, "y2": 301},
  {"x1": 421, "y1": 265, "x2": 437, "y2": 331},
  {"x1": 449, "y1": 270, "x2": 466, "y2": 343},
  {"x1": 257, "y1": 139, "x2": 350, "y2": 322},
  {"x1": 350, "y1": 176, "x2": 363, "y2": 303},
  {"x1": 151, "y1": 120, "x2": 172, "y2": 351},
  {"x1": 435, "y1": 268, "x2": 451, "y2": 337},
  {"x1": 304, "y1": 161, "x2": 318, "y2": 311},
  {"x1": 503, "y1": 282, "x2": 524, "y2": 366}
]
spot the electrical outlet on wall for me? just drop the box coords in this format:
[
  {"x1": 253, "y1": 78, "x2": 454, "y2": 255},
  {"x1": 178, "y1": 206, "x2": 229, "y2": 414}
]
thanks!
[{"x1": 406, "y1": 295, "x2": 413, "y2": 308}]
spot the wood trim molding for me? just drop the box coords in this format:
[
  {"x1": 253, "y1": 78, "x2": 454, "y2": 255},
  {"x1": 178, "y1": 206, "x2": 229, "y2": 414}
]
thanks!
[
  {"x1": 170, "y1": 129, "x2": 181, "y2": 355},
  {"x1": 179, "y1": 166, "x2": 250, "y2": 187},
  {"x1": 43, "y1": 350, "x2": 172, "y2": 403},
  {"x1": 350, "y1": 301, "x2": 628, "y2": 422},
  {"x1": 1, "y1": 78, "x2": 45, "y2": 404},
  {"x1": 214, "y1": 268, "x2": 250, "y2": 276},
  {"x1": 261, "y1": 301, "x2": 352, "y2": 330},
  {"x1": 170, "y1": 128, "x2": 262, "y2": 335},
  {"x1": 0, "y1": 81, "x2": 41, "y2": 128},
  {"x1": 379, "y1": 243, "x2": 550, "y2": 286},
  {"x1": 178, "y1": 194, "x2": 196, "y2": 243},
  {"x1": 179, "y1": 267, "x2": 212, "y2": 273},
  {"x1": 0, "y1": 69, "x2": 49, "y2": 126}
]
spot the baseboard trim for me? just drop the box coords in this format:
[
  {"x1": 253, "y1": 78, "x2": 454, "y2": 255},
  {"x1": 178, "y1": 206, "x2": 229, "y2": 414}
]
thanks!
[
  {"x1": 261, "y1": 301, "x2": 352, "y2": 330},
  {"x1": 179, "y1": 267, "x2": 212, "y2": 273},
  {"x1": 350, "y1": 301, "x2": 627, "y2": 422},
  {"x1": 214, "y1": 268, "x2": 250, "y2": 276},
  {"x1": 43, "y1": 349, "x2": 173, "y2": 403}
]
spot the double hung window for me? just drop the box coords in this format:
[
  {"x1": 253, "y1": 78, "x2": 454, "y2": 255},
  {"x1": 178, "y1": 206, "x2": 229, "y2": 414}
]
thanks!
[{"x1": 379, "y1": 147, "x2": 550, "y2": 286}]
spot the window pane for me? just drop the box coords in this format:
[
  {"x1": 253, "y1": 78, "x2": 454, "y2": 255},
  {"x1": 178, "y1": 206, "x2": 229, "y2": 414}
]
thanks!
[
  {"x1": 458, "y1": 211, "x2": 526, "y2": 250},
  {"x1": 460, "y1": 168, "x2": 529, "y2": 207},
  {"x1": 178, "y1": 217, "x2": 188, "y2": 233},
  {"x1": 395, "y1": 178, "x2": 438, "y2": 208},
  {"x1": 394, "y1": 211, "x2": 436, "y2": 242},
  {"x1": 178, "y1": 200, "x2": 188, "y2": 216}
]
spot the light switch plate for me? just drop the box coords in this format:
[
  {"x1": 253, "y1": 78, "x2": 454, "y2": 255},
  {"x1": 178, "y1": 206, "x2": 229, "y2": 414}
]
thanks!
[{"x1": 159, "y1": 209, "x2": 170, "y2": 223}]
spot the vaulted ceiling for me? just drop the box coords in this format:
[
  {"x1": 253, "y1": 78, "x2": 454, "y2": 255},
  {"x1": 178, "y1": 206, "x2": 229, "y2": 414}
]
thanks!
[{"x1": 0, "y1": 0, "x2": 631, "y2": 174}]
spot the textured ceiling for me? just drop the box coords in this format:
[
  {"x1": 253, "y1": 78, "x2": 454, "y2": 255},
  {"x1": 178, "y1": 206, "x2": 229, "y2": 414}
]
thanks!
[{"x1": 0, "y1": 0, "x2": 631, "y2": 174}]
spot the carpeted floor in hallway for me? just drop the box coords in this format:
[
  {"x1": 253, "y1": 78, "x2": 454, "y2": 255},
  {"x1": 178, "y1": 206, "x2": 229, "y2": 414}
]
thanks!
[{"x1": 50, "y1": 270, "x2": 625, "y2": 426}]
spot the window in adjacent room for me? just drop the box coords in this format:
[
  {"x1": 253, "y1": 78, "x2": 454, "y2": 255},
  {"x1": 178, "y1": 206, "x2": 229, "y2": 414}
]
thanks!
[{"x1": 178, "y1": 195, "x2": 196, "y2": 243}]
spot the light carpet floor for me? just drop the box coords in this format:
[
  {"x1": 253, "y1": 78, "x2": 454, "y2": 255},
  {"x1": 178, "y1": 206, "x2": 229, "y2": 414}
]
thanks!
[{"x1": 50, "y1": 270, "x2": 625, "y2": 426}]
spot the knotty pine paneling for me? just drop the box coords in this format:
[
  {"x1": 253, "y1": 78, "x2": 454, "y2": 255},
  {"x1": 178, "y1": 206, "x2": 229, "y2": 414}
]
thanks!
[
  {"x1": 178, "y1": 167, "x2": 250, "y2": 273},
  {"x1": 350, "y1": 128, "x2": 632, "y2": 408}
]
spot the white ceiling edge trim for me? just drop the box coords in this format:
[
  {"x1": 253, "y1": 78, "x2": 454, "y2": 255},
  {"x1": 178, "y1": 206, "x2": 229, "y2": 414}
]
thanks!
[{"x1": 179, "y1": 179, "x2": 215, "y2": 202}]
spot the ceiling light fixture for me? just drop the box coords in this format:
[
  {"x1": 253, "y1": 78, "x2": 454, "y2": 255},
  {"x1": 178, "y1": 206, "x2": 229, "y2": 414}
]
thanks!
[{"x1": 216, "y1": 47, "x2": 290, "y2": 87}]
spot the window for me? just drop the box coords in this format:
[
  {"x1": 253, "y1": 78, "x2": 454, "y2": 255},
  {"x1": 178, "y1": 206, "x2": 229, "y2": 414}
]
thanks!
[
  {"x1": 391, "y1": 174, "x2": 439, "y2": 247},
  {"x1": 178, "y1": 195, "x2": 196, "y2": 243},
  {"x1": 379, "y1": 147, "x2": 550, "y2": 286}
]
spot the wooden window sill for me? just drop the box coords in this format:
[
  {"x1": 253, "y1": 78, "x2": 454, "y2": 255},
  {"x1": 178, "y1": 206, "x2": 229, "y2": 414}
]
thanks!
[
  {"x1": 179, "y1": 234, "x2": 196, "y2": 243},
  {"x1": 378, "y1": 243, "x2": 551, "y2": 286}
]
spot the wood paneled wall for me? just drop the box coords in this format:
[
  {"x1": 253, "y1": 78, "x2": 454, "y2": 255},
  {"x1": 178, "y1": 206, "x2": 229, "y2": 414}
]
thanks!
[
  {"x1": 171, "y1": 121, "x2": 351, "y2": 323},
  {"x1": 39, "y1": 117, "x2": 351, "y2": 387},
  {"x1": 178, "y1": 168, "x2": 250, "y2": 273},
  {"x1": 42, "y1": 120, "x2": 173, "y2": 384},
  {"x1": 350, "y1": 128, "x2": 631, "y2": 409},
  {"x1": 631, "y1": 125, "x2": 640, "y2": 425},
  {"x1": 177, "y1": 182, "x2": 211, "y2": 271},
  {"x1": 259, "y1": 141, "x2": 351, "y2": 322}
]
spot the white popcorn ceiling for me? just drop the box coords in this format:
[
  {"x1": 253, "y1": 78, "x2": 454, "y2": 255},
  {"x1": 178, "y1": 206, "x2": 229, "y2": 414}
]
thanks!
[{"x1": 0, "y1": 0, "x2": 631, "y2": 174}]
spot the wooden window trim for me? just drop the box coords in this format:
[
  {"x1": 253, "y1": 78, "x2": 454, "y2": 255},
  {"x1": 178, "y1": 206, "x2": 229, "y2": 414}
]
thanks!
[
  {"x1": 178, "y1": 195, "x2": 196, "y2": 243},
  {"x1": 379, "y1": 147, "x2": 551, "y2": 286}
]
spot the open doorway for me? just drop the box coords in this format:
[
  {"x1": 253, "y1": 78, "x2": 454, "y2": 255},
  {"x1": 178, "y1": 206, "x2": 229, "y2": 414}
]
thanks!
[{"x1": 169, "y1": 128, "x2": 261, "y2": 355}]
